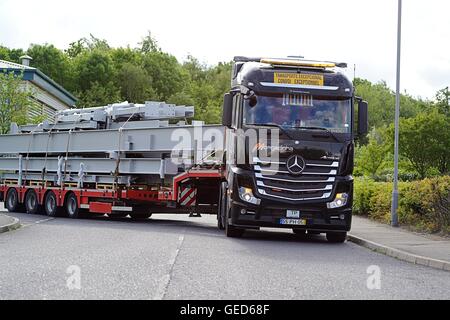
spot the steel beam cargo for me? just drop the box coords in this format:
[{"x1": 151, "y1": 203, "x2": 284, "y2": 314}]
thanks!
[{"x1": 0, "y1": 125, "x2": 225, "y2": 155}]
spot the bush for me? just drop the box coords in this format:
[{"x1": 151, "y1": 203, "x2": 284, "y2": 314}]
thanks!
[{"x1": 354, "y1": 176, "x2": 450, "y2": 234}]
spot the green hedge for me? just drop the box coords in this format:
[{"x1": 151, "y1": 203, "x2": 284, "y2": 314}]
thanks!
[{"x1": 354, "y1": 176, "x2": 450, "y2": 234}]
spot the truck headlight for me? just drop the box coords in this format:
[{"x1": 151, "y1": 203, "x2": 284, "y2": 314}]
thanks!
[
  {"x1": 238, "y1": 187, "x2": 261, "y2": 205},
  {"x1": 327, "y1": 193, "x2": 349, "y2": 209}
]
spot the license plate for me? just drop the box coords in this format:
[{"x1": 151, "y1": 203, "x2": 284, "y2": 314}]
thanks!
[
  {"x1": 286, "y1": 210, "x2": 300, "y2": 218},
  {"x1": 280, "y1": 219, "x2": 307, "y2": 226},
  {"x1": 274, "y1": 72, "x2": 324, "y2": 86}
]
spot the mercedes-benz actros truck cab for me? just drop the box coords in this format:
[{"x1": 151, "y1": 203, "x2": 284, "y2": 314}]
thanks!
[{"x1": 218, "y1": 57, "x2": 368, "y2": 242}]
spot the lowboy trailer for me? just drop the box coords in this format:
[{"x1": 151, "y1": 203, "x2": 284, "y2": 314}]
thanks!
[{"x1": 0, "y1": 101, "x2": 225, "y2": 219}]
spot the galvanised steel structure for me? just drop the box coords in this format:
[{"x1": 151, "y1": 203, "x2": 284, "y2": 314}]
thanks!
[{"x1": 0, "y1": 101, "x2": 225, "y2": 219}]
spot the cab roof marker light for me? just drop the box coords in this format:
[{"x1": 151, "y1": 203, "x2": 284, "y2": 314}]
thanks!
[
  {"x1": 233, "y1": 56, "x2": 347, "y2": 68},
  {"x1": 261, "y1": 58, "x2": 336, "y2": 68},
  {"x1": 260, "y1": 58, "x2": 346, "y2": 69}
]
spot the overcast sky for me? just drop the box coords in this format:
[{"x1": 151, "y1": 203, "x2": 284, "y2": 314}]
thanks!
[{"x1": 1, "y1": 0, "x2": 449, "y2": 100}]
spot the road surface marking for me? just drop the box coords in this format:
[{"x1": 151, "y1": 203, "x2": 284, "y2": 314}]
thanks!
[
  {"x1": 153, "y1": 233, "x2": 185, "y2": 300},
  {"x1": 20, "y1": 217, "x2": 55, "y2": 228}
]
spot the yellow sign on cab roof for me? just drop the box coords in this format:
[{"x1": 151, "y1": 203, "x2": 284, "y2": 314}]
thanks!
[
  {"x1": 274, "y1": 73, "x2": 324, "y2": 86},
  {"x1": 260, "y1": 58, "x2": 336, "y2": 68}
]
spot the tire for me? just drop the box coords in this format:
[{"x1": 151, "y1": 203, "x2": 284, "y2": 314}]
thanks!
[
  {"x1": 308, "y1": 231, "x2": 321, "y2": 235},
  {"x1": 65, "y1": 193, "x2": 80, "y2": 219},
  {"x1": 130, "y1": 207, "x2": 152, "y2": 220},
  {"x1": 130, "y1": 213, "x2": 152, "y2": 220},
  {"x1": 5, "y1": 188, "x2": 21, "y2": 212},
  {"x1": 293, "y1": 229, "x2": 307, "y2": 236},
  {"x1": 44, "y1": 191, "x2": 61, "y2": 217},
  {"x1": 225, "y1": 218, "x2": 245, "y2": 238},
  {"x1": 107, "y1": 212, "x2": 128, "y2": 218},
  {"x1": 326, "y1": 232, "x2": 347, "y2": 243},
  {"x1": 222, "y1": 183, "x2": 244, "y2": 238},
  {"x1": 217, "y1": 183, "x2": 225, "y2": 230},
  {"x1": 25, "y1": 189, "x2": 41, "y2": 214}
]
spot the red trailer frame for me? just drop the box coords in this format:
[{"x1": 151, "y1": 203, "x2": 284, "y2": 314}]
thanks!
[{"x1": 0, "y1": 168, "x2": 225, "y2": 216}]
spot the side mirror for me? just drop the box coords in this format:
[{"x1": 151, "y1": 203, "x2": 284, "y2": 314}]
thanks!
[
  {"x1": 357, "y1": 100, "x2": 368, "y2": 136},
  {"x1": 222, "y1": 93, "x2": 233, "y2": 127}
]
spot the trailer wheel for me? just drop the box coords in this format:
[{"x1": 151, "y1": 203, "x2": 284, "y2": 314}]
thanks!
[
  {"x1": 130, "y1": 213, "x2": 152, "y2": 220},
  {"x1": 5, "y1": 188, "x2": 22, "y2": 213},
  {"x1": 65, "y1": 193, "x2": 80, "y2": 219},
  {"x1": 25, "y1": 189, "x2": 41, "y2": 214},
  {"x1": 44, "y1": 191, "x2": 61, "y2": 217},
  {"x1": 107, "y1": 212, "x2": 128, "y2": 218},
  {"x1": 326, "y1": 232, "x2": 347, "y2": 243},
  {"x1": 130, "y1": 206, "x2": 152, "y2": 220}
]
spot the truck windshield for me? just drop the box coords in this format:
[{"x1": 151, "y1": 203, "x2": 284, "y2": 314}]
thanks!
[{"x1": 243, "y1": 93, "x2": 352, "y2": 134}]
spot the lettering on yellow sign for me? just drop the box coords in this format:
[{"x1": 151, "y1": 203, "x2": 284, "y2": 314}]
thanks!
[{"x1": 274, "y1": 73, "x2": 324, "y2": 86}]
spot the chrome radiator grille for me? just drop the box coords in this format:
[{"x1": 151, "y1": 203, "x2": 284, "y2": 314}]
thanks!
[{"x1": 253, "y1": 157, "x2": 338, "y2": 202}]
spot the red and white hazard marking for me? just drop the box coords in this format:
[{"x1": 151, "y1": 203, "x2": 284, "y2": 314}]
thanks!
[{"x1": 178, "y1": 187, "x2": 197, "y2": 206}]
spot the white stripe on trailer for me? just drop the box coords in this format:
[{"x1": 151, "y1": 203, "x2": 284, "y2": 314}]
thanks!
[
  {"x1": 179, "y1": 187, "x2": 197, "y2": 206},
  {"x1": 180, "y1": 187, "x2": 191, "y2": 199}
]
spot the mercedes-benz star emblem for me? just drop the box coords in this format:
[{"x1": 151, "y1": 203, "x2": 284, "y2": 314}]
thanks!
[{"x1": 286, "y1": 155, "x2": 306, "y2": 175}]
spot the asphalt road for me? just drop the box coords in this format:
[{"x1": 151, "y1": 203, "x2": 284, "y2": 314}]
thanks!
[{"x1": 0, "y1": 210, "x2": 449, "y2": 300}]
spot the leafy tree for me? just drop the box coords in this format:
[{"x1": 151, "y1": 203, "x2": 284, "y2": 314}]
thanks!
[
  {"x1": 73, "y1": 49, "x2": 117, "y2": 92},
  {"x1": 111, "y1": 47, "x2": 142, "y2": 67},
  {"x1": 386, "y1": 110, "x2": 450, "y2": 178},
  {"x1": 167, "y1": 91, "x2": 195, "y2": 106},
  {"x1": 83, "y1": 34, "x2": 110, "y2": 52},
  {"x1": 66, "y1": 34, "x2": 110, "y2": 59},
  {"x1": 0, "y1": 46, "x2": 11, "y2": 61},
  {"x1": 0, "y1": 47, "x2": 25, "y2": 63},
  {"x1": 27, "y1": 43, "x2": 74, "y2": 90},
  {"x1": 355, "y1": 128, "x2": 389, "y2": 178},
  {"x1": 0, "y1": 71, "x2": 33, "y2": 133},
  {"x1": 435, "y1": 87, "x2": 449, "y2": 116},
  {"x1": 76, "y1": 81, "x2": 121, "y2": 107},
  {"x1": 117, "y1": 63, "x2": 154, "y2": 103},
  {"x1": 354, "y1": 78, "x2": 428, "y2": 130},
  {"x1": 139, "y1": 31, "x2": 160, "y2": 53},
  {"x1": 142, "y1": 51, "x2": 185, "y2": 101},
  {"x1": 66, "y1": 39, "x2": 87, "y2": 58},
  {"x1": 182, "y1": 55, "x2": 207, "y2": 82}
]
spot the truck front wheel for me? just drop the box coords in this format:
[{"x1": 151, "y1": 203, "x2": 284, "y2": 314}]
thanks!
[
  {"x1": 217, "y1": 183, "x2": 226, "y2": 230},
  {"x1": 225, "y1": 215, "x2": 245, "y2": 238},
  {"x1": 222, "y1": 184, "x2": 244, "y2": 238},
  {"x1": 292, "y1": 229, "x2": 307, "y2": 237},
  {"x1": 326, "y1": 232, "x2": 347, "y2": 243}
]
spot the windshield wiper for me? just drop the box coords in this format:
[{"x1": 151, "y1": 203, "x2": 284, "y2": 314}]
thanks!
[
  {"x1": 295, "y1": 126, "x2": 340, "y2": 142},
  {"x1": 245, "y1": 124, "x2": 341, "y2": 142},
  {"x1": 245, "y1": 123, "x2": 294, "y2": 139}
]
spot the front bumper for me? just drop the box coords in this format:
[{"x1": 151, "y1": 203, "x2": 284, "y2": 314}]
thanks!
[
  {"x1": 228, "y1": 165, "x2": 353, "y2": 232},
  {"x1": 230, "y1": 200, "x2": 352, "y2": 232}
]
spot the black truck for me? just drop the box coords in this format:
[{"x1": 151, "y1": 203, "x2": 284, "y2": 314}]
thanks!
[
  {"x1": 0, "y1": 56, "x2": 367, "y2": 244},
  {"x1": 217, "y1": 57, "x2": 368, "y2": 242}
]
